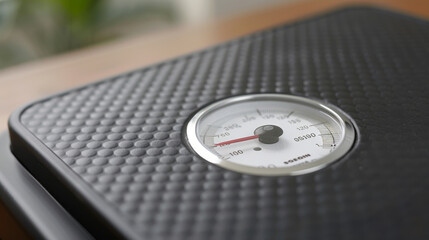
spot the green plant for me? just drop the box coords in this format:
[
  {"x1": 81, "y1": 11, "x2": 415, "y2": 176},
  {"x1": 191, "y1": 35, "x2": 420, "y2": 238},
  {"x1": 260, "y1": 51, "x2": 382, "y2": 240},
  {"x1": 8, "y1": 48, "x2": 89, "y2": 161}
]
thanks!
[{"x1": 0, "y1": 0, "x2": 176, "y2": 69}]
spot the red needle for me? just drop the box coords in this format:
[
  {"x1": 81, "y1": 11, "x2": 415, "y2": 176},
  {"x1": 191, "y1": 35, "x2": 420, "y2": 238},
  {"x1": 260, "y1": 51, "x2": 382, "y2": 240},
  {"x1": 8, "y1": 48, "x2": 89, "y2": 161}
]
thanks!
[{"x1": 214, "y1": 135, "x2": 259, "y2": 146}]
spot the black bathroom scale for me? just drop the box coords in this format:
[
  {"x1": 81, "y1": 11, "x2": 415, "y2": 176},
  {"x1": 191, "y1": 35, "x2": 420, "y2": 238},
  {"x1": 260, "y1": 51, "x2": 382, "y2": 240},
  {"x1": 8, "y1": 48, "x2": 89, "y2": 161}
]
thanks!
[{"x1": 4, "y1": 6, "x2": 429, "y2": 240}]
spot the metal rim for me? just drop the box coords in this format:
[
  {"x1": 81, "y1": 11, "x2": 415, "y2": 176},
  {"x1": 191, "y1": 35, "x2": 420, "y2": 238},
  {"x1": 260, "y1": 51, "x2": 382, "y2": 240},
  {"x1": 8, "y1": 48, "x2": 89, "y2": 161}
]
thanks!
[{"x1": 184, "y1": 93, "x2": 356, "y2": 176}]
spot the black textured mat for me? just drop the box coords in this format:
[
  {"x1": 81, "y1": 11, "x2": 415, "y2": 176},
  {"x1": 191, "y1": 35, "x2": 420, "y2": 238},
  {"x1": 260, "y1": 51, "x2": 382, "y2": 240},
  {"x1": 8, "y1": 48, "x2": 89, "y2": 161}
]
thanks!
[{"x1": 8, "y1": 6, "x2": 429, "y2": 240}]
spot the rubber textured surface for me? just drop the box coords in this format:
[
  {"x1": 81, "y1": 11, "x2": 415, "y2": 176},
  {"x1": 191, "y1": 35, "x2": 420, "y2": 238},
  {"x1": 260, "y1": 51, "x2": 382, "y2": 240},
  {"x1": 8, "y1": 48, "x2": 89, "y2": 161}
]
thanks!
[{"x1": 9, "y1": 7, "x2": 429, "y2": 240}]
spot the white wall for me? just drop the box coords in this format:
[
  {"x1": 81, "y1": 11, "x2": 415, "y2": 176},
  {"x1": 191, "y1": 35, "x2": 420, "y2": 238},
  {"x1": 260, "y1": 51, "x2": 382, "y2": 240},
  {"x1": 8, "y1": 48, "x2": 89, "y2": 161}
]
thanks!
[{"x1": 175, "y1": 0, "x2": 300, "y2": 24}]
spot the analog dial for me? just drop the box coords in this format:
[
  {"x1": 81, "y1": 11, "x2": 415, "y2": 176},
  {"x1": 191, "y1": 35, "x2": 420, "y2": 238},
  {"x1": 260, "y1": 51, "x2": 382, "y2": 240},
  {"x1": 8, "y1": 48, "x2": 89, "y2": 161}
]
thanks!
[{"x1": 184, "y1": 94, "x2": 356, "y2": 176}]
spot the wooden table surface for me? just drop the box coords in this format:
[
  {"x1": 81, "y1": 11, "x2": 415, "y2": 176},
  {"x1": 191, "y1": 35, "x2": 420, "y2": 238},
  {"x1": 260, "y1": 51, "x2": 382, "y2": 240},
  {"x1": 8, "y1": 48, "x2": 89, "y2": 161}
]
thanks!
[{"x1": 0, "y1": 0, "x2": 428, "y2": 238}]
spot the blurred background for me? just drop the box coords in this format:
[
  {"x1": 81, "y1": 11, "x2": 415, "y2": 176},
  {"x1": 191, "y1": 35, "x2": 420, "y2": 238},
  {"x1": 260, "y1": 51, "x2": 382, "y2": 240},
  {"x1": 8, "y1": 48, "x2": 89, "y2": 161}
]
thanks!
[{"x1": 0, "y1": 0, "x2": 301, "y2": 70}]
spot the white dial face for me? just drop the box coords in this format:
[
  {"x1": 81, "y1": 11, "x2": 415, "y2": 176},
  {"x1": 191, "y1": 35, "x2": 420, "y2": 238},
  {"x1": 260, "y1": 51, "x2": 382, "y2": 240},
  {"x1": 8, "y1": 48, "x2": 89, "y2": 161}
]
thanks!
[{"x1": 185, "y1": 94, "x2": 356, "y2": 176}]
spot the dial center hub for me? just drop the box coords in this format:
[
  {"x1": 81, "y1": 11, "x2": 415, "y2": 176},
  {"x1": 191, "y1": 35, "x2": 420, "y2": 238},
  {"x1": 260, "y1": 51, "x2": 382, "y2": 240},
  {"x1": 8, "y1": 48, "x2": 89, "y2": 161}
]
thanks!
[{"x1": 254, "y1": 125, "x2": 283, "y2": 144}]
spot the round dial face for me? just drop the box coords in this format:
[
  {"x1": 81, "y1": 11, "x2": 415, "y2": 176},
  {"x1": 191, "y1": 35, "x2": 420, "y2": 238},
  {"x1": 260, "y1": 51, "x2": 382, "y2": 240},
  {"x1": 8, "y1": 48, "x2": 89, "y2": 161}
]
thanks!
[{"x1": 184, "y1": 94, "x2": 356, "y2": 176}]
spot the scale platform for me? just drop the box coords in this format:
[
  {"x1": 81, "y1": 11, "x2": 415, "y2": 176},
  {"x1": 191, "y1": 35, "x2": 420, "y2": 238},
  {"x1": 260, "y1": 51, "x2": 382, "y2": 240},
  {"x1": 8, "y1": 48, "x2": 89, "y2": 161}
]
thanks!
[{"x1": 2, "y1": 6, "x2": 429, "y2": 240}]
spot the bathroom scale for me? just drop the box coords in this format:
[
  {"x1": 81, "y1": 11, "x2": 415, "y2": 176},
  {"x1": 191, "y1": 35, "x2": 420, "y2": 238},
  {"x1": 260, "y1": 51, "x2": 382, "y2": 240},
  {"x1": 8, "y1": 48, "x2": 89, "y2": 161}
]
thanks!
[{"x1": 5, "y1": 6, "x2": 429, "y2": 240}]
